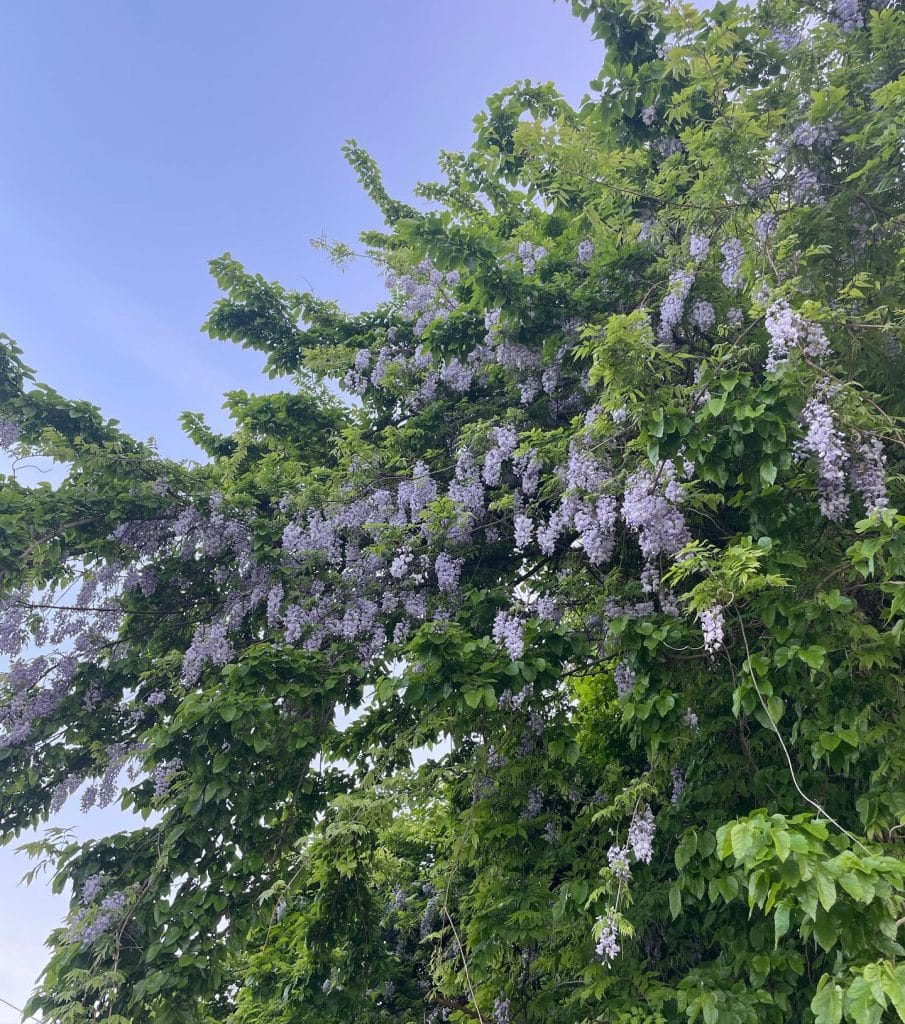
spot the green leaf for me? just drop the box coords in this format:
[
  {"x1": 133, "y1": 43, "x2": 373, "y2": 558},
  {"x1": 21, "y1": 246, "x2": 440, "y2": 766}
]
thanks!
[
  {"x1": 675, "y1": 830, "x2": 698, "y2": 869},
  {"x1": 669, "y1": 884, "x2": 682, "y2": 920},
  {"x1": 798, "y1": 645, "x2": 827, "y2": 670},
  {"x1": 813, "y1": 907, "x2": 838, "y2": 952},
  {"x1": 812, "y1": 977, "x2": 843, "y2": 1024},
  {"x1": 774, "y1": 904, "x2": 791, "y2": 946},
  {"x1": 772, "y1": 830, "x2": 791, "y2": 862},
  {"x1": 730, "y1": 823, "x2": 754, "y2": 860},
  {"x1": 845, "y1": 975, "x2": 885, "y2": 1024},
  {"x1": 880, "y1": 964, "x2": 905, "y2": 1021},
  {"x1": 838, "y1": 872, "x2": 874, "y2": 904},
  {"x1": 815, "y1": 872, "x2": 836, "y2": 912}
]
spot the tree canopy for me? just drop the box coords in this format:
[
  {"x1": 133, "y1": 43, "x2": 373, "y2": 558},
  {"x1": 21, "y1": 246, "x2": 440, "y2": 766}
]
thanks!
[{"x1": 2, "y1": 1, "x2": 905, "y2": 1021}]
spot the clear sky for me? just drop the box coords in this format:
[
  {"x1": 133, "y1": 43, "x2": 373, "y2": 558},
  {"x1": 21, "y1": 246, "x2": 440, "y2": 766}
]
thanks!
[{"x1": 0, "y1": 2, "x2": 602, "y2": 1015}]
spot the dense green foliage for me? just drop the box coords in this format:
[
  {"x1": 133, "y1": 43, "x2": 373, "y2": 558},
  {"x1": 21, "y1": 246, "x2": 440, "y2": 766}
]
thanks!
[{"x1": 1, "y1": 1, "x2": 905, "y2": 1022}]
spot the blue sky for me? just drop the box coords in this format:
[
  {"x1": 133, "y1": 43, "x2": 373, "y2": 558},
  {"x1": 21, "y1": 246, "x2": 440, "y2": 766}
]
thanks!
[{"x1": 0, "y1": 2, "x2": 601, "y2": 1014}]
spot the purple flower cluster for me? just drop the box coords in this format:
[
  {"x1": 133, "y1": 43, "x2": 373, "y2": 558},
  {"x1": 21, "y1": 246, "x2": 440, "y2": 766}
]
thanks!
[
  {"x1": 658, "y1": 270, "x2": 695, "y2": 342},
  {"x1": 578, "y1": 239, "x2": 594, "y2": 264},
  {"x1": 689, "y1": 233, "x2": 710, "y2": 263},
  {"x1": 153, "y1": 758, "x2": 183, "y2": 797},
  {"x1": 699, "y1": 605, "x2": 725, "y2": 654},
  {"x1": 765, "y1": 301, "x2": 830, "y2": 372},
  {"x1": 622, "y1": 464, "x2": 689, "y2": 563},
  {"x1": 656, "y1": 138, "x2": 685, "y2": 159},
  {"x1": 799, "y1": 399, "x2": 849, "y2": 520},
  {"x1": 69, "y1": 890, "x2": 128, "y2": 945},
  {"x1": 535, "y1": 594, "x2": 556, "y2": 622},
  {"x1": 832, "y1": 0, "x2": 864, "y2": 31},
  {"x1": 513, "y1": 514, "x2": 533, "y2": 551},
  {"x1": 595, "y1": 915, "x2": 620, "y2": 964},
  {"x1": 849, "y1": 437, "x2": 888, "y2": 514},
  {"x1": 434, "y1": 552, "x2": 463, "y2": 593},
  {"x1": 772, "y1": 26, "x2": 804, "y2": 49},
  {"x1": 607, "y1": 844, "x2": 631, "y2": 881},
  {"x1": 523, "y1": 786, "x2": 544, "y2": 819},
  {"x1": 755, "y1": 213, "x2": 778, "y2": 240},
  {"x1": 689, "y1": 300, "x2": 716, "y2": 332},
  {"x1": 628, "y1": 805, "x2": 656, "y2": 864},
  {"x1": 791, "y1": 167, "x2": 824, "y2": 204},
  {"x1": 517, "y1": 241, "x2": 547, "y2": 275},
  {"x1": 790, "y1": 120, "x2": 837, "y2": 150},
  {"x1": 482, "y1": 425, "x2": 519, "y2": 487},
  {"x1": 0, "y1": 418, "x2": 20, "y2": 449},
  {"x1": 387, "y1": 258, "x2": 460, "y2": 336},
  {"x1": 81, "y1": 874, "x2": 104, "y2": 904},
  {"x1": 420, "y1": 896, "x2": 439, "y2": 939},
  {"x1": 182, "y1": 621, "x2": 234, "y2": 686},
  {"x1": 614, "y1": 661, "x2": 636, "y2": 699},
  {"x1": 574, "y1": 496, "x2": 618, "y2": 565},
  {"x1": 493, "y1": 610, "x2": 525, "y2": 661},
  {"x1": 720, "y1": 239, "x2": 744, "y2": 289}
]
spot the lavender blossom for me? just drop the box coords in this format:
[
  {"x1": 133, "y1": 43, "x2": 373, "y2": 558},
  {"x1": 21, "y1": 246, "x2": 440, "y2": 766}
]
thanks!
[
  {"x1": 152, "y1": 758, "x2": 183, "y2": 797},
  {"x1": 628, "y1": 805, "x2": 656, "y2": 864},
  {"x1": 513, "y1": 514, "x2": 533, "y2": 551},
  {"x1": 791, "y1": 167, "x2": 824, "y2": 204},
  {"x1": 595, "y1": 915, "x2": 620, "y2": 964},
  {"x1": 683, "y1": 708, "x2": 700, "y2": 731},
  {"x1": 658, "y1": 270, "x2": 695, "y2": 342},
  {"x1": 81, "y1": 874, "x2": 104, "y2": 904},
  {"x1": 0, "y1": 418, "x2": 21, "y2": 449},
  {"x1": 535, "y1": 594, "x2": 556, "y2": 622},
  {"x1": 772, "y1": 26, "x2": 804, "y2": 49},
  {"x1": 514, "y1": 449, "x2": 541, "y2": 496},
  {"x1": 518, "y1": 241, "x2": 546, "y2": 275},
  {"x1": 832, "y1": 0, "x2": 864, "y2": 30},
  {"x1": 434, "y1": 552, "x2": 463, "y2": 593},
  {"x1": 607, "y1": 844, "x2": 631, "y2": 882},
  {"x1": 755, "y1": 213, "x2": 778, "y2": 240},
  {"x1": 689, "y1": 233, "x2": 710, "y2": 263},
  {"x1": 699, "y1": 605, "x2": 725, "y2": 654},
  {"x1": 614, "y1": 661, "x2": 636, "y2": 699},
  {"x1": 70, "y1": 890, "x2": 128, "y2": 945},
  {"x1": 765, "y1": 301, "x2": 830, "y2": 371},
  {"x1": 720, "y1": 238, "x2": 744, "y2": 289},
  {"x1": 849, "y1": 437, "x2": 888, "y2": 514},
  {"x1": 182, "y1": 621, "x2": 234, "y2": 685},
  {"x1": 622, "y1": 465, "x2": 689, "y2": 561},
  {"x1": 449, "y1": 449, "x2": 485, "y2": 517},
  {"x1": 574, "y1": 496, "x2": 618, "y2": 565},
  {"x1": 390, "y1": 550, "x2": 414, "y2": 579},
  {"x1": 799, "y1": 399, "x2": 849, "y2": 520},
  {"x1": 689, "y1": 300, "x2": 716, "y2": 332},
  {"x1": 493, "y1": 610, "x2": 525, "y2": 661},
  {"x1": 523, "y1": 786, "x2": 544, "y2": 819}
]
